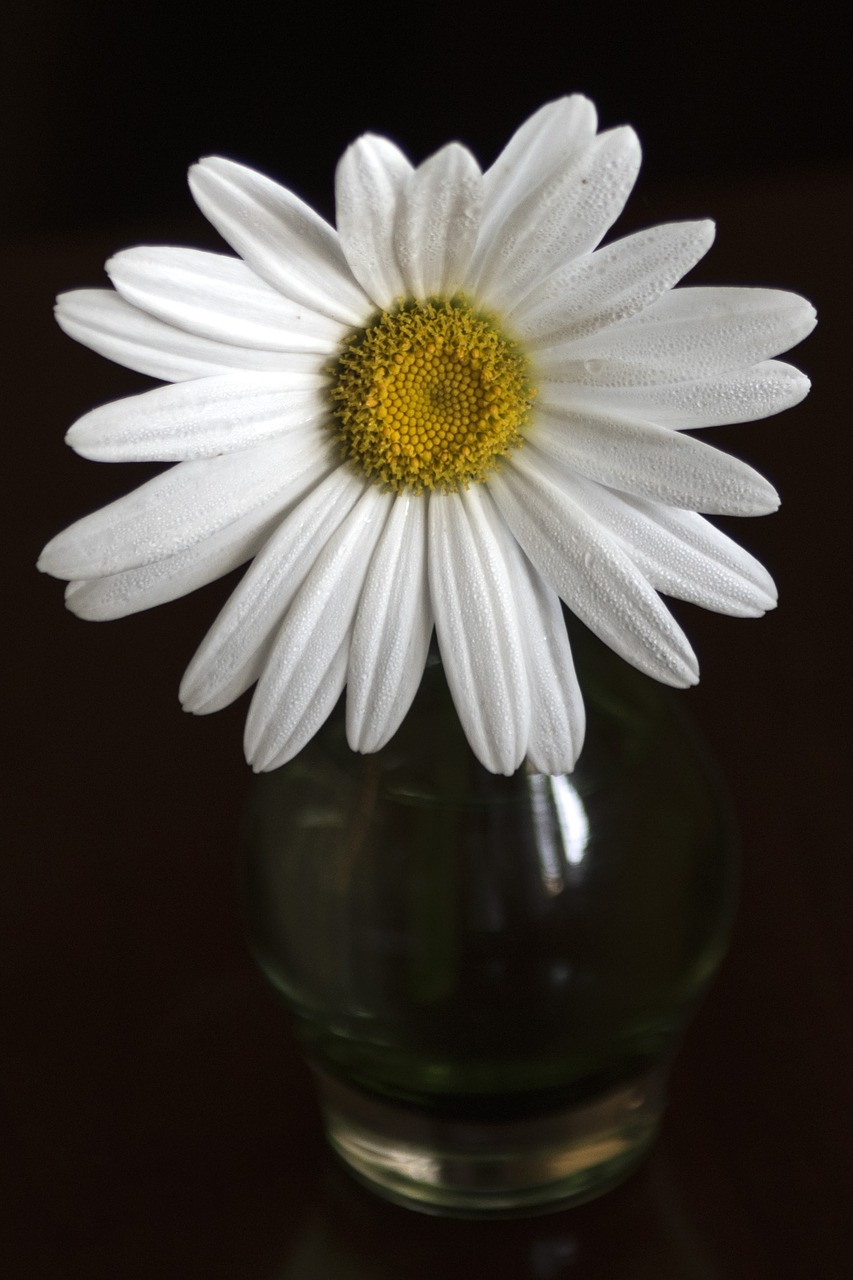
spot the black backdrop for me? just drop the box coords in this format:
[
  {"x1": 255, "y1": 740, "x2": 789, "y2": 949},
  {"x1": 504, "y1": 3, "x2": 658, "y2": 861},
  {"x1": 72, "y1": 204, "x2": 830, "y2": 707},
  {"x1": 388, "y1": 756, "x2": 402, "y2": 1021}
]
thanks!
[
  {"x1": 4, "y1": 5, "x2": 852, "y2": 1277},
  {"x1": 4, "y1": 0, "x2": 850, "y2": 235}
]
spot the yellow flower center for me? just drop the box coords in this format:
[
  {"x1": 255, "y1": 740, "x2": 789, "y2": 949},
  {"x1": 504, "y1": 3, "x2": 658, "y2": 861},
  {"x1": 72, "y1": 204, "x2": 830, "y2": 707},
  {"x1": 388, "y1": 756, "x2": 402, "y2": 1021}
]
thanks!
[{"x1": 329, "y1": 299, "x2": 534, "y2": 493}]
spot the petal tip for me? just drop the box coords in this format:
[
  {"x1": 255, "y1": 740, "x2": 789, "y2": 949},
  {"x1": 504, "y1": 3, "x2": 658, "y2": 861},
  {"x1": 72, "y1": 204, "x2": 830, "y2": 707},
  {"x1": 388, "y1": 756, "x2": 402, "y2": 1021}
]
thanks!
[
  {"x1": 762, "y1": 486, "x2": 782, "y2": 515},
  {"x1": 190, "y1": 155, "x2": 225, "y2": 177},
  {"x1": 63, "y1": 421, "x2": 92, "y2": 457},
  {"x1": 54, "y1": 292, "x2": 77, "y2": 323},
  {"x1": 784, "y1": 294, "x2": 818, "y2": 346},
  {"x1": 608, "y1": 123, "x2": 642, "y2": 161},
  {"x1": 36, "y1": 540, "x2": 63, "y2": 579}
]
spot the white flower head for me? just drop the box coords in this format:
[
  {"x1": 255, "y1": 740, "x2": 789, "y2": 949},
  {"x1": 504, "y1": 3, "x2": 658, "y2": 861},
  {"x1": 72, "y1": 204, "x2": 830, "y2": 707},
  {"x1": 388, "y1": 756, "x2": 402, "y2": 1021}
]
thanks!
[{"x1": 39, "y1": 96, "x2": 815, "y2": 775}]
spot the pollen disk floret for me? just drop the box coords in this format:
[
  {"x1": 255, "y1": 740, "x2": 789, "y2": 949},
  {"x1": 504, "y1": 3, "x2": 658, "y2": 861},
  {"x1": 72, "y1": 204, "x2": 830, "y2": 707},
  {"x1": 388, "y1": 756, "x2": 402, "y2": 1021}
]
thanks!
[{"x1": 330, "y1": 299, "x2": 534, "y2": 492}]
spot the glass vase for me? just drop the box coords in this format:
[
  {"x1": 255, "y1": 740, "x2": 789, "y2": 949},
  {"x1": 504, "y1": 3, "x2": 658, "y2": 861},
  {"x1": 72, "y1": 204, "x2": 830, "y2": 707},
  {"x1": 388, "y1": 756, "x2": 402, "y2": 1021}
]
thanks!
[{"x1": 242, "y1": 622, "x2": 737, "y2": 1216}]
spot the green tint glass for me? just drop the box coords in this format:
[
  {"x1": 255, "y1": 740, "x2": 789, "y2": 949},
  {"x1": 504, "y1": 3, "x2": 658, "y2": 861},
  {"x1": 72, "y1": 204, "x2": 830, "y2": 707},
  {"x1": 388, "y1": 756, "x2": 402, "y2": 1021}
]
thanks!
[{"x1": 243, "y1": 623, "x2": 737, "y2": 1214}]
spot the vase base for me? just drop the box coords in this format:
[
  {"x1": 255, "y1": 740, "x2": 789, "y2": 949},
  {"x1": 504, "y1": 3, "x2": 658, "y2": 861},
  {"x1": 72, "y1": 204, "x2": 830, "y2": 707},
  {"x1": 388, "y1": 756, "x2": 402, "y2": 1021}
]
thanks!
[{"x1": 316, "y1": 1066, "x2": 665, "y2": 1218}]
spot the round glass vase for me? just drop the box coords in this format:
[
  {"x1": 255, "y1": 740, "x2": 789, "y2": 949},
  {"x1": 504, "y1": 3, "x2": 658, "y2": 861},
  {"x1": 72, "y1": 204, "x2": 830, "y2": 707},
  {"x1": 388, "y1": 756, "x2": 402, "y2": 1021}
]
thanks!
[{"x1": 242, "y1": 623, "x2": 737, "y2": 1217}]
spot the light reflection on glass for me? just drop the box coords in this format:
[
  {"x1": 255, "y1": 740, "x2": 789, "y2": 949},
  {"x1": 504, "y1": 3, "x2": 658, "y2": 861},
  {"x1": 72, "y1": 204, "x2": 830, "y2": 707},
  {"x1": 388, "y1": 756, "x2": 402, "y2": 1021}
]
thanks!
[{"x1": 528, "y1": 773, "x2": 591, "y2": 895}]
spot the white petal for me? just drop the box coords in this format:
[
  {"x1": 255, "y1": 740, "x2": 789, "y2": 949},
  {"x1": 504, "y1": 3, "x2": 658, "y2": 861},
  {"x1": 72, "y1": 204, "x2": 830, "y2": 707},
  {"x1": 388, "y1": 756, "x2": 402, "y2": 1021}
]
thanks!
[
  {"x1": 529, "y1": 406, "x2": 779, "y2": 515},
  {"x1": 547, "y1": 470, "x2": 777, "y2": 618},
  {"x1": 537, "y1": 287, "x2": 817, "y2": 384},
  {"x1": 428, "y1": 488, "x2": 531, "y2": 775},
  {"x1": 56, "y1": 289, "x2": 320, "y2": 381},
  {"x1": 474, "y1": 95, "x2": 598, "y2": 270},
  {"x1": 38, "y1": 427, "x2": 335, "y2": 580},
  {"x1": 63, "y1": 460, "x2": 329, "y2": 620},
  {"x1": 395, "y1": 143, "x2": 483, "y2": 299},
  {"x1": 471, "y1": 127, "x2": 642, "y2": 312},
  {"x1": 107, "y1": 246, "x2": 349, "y2": 352},
  {"x1": 66, "y1": 372, "x2": 329, "y2": 462},
  {"x1": 335, "y1": 135, "x2": 412, "y2": 308},
  {"x1": 188, "y1": 156, "x2": 372, "y2": 326},
  {"x1": 511, "y1": 221, "x2": 716, "y2": 346},
  {"x1": 245, "y1": 485, "x2": 393, "y2": 771},
  {"x1": 495, "y1": 528, "x2": 585, "y2": 774},
  {"x1": 346, "y1": 494, "x2": 432, "y2": 753},
  {"x1": 547, "y1": 360, "x2": 811, "y2": 429},
  {"x1": 488, "y1": 455, "x2": 699, "y2": 688},
  {"x1": 179, "y1": 467, "x2": 365, "y2": 715},
  {"x1": 251, "y1": 643, "x2": 350, "y2": 774}
]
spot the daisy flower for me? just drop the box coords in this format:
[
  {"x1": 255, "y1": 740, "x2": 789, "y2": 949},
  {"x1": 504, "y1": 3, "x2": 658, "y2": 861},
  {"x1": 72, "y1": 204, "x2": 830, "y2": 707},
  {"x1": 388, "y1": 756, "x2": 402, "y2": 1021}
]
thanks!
[{"x1": 38, "y1": 96, "x2": 815, "y2": 775}]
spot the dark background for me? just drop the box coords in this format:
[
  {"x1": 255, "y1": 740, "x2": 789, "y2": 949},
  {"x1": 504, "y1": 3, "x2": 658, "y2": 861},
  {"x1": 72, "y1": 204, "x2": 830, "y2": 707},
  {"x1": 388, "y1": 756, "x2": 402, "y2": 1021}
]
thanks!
[
  {"x1": 3, "y1": 3, "x2": 851, "y2": 1277},
  {"x1": 4, "y1": 0, "x2": 852, "y2": 236}
]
